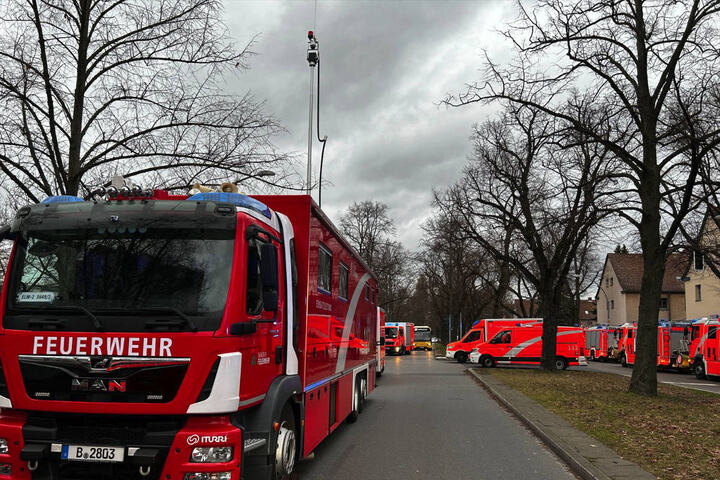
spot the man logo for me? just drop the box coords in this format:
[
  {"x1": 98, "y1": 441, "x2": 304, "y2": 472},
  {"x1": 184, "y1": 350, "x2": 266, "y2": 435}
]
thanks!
[{"x1": 187, "y1": 434, "x2": 200, "y2": 446}]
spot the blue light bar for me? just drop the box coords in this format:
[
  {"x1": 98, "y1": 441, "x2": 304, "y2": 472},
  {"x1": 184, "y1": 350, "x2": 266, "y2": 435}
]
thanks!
[
  {"x1": 186, "y1": 192, "x2": 272, "y2": 219},
  {"x1": 41, "y1": 195, "x2": 84, "y2": 204}
]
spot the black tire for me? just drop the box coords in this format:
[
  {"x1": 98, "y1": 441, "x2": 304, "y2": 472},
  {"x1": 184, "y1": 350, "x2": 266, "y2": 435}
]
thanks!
[
  {"x1": 271, "y1": 404, "x2": 297, "y2": 480},
  {"x1": 555, "y1": 357, "x2": 569, "y2": 370},
  {"x1": 480, "y1": 355, "x2": 495, "y2": 368},
  {"x1": 694, "y1": 360, "x2": 706, "y2": 379},
  {"x1": 456, "y1": 352, "x2": 468, "y2": 364},
  {"x1": 620, "y1": 353, "x2": 628, "y2": 368},
  {"x1": 590, "y1": 350, "x2": 596, "y2": 361},
  {"x1": 401, "y1": 346, "x2": 406, "y2": 356}
]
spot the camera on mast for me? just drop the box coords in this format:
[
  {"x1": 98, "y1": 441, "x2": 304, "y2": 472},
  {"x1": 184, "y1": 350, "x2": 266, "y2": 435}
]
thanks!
[{"x1": 307, "y1": 30, "x2": 319, "y2": 67}]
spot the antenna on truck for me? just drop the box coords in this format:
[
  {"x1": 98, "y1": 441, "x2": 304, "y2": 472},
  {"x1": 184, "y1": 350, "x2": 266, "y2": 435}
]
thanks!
[{"x1": 306, "y1": 28, "x2": 328, "y2": 206}]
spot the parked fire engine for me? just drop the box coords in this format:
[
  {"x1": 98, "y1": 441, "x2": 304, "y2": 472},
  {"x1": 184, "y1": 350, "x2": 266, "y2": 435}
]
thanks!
[
  {"x1": 446, "y1": 318, "x2": 542, "y2": 363},
  {"x1": 468, "y1": 325, "x2": 587, "y2": 370},
  {"x1": 385, "y1": 322, "x2": 414, "y2": 355},
  {"x1": 617, "y1": 322, "x2": 691, "y2": 370},
  {"x1": 376, "y1": 308, "x2": 386, "y2": 376},
  {"x1": 689, "y1": 316, "x2": 720, "y2": 379},
  {"x1": 585, "y1": 325, "x2": 620, "y2": 361},
  {"x1": 0, "y1": 189, "x2": 380, "y2": 480}
]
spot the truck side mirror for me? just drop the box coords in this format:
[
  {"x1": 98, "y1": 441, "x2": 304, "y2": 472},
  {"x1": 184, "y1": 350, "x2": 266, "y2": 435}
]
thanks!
[{"x1": 260, "y1": 243, "x2": 279, "y2": 312}]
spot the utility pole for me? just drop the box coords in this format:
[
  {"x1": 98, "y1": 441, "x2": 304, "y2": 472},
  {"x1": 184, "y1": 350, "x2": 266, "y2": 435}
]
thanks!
[{"x1": 306, "y1": 31, "x2": 319, "y2": 195}]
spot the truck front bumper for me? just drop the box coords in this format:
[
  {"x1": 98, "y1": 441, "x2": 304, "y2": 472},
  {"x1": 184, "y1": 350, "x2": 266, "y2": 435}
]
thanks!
[{"x1": 0, "y1": 410, "x2": 244, "y2": 480}]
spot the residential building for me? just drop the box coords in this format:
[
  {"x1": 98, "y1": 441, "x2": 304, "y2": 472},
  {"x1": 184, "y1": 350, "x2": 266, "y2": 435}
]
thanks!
[
  {"x1": 684, "y1": 207, "x2": 720, "y2": 320},
  {"x1": 595, "y1": 253, "x2": 688, "y2": 326}
]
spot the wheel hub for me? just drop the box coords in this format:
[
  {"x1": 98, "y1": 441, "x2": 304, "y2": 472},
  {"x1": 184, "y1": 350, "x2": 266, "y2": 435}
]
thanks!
[{"x1": 275, "y1": 422, "x2": 296, "y2": 477}]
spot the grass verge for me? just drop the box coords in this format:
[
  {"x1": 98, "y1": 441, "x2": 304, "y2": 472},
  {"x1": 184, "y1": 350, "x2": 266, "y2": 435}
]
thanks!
[{"x1": 484, "y1": 369, "x2": 720, "y2": 480}]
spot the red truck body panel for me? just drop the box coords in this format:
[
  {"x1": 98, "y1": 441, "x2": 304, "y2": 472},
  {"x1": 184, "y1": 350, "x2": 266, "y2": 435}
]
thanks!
[{"x1": 446, "y1": 318, "x2": 542, "y2": 363}]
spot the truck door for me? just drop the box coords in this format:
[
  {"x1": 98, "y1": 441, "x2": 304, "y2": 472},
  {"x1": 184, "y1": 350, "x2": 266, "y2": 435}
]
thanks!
[
  {"x1": 245, "y1": 224, "x2": 286, "y2": 389},
  {"x1": 706, "y1": 326, "x2": 718, "y2": 374}
]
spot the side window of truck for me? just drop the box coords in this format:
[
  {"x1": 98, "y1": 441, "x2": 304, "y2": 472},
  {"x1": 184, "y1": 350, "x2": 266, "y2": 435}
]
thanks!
[
  {"x1": 463, "y1": 331, "x2": 481, "y2": 343},
  {"x1": 246, "y1": 237, "x2": 265, "y2": 315},
  {"x1": 709, "y1": 326, "x2": 717, "y2": 340},
  {"x1": 318, "y1": 243, "x2": 332, "y2": 294}
]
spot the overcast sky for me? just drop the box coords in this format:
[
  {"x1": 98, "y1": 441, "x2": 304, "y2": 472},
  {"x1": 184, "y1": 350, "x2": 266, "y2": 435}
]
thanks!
[{"x1": 223, "y1": 0, "x2": 515, "y2": 250}]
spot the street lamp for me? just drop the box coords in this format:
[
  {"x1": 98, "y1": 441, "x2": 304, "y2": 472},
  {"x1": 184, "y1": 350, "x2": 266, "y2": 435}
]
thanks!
[{"x1": 233, "y1": 170, "x2": 275, "y2": 184}]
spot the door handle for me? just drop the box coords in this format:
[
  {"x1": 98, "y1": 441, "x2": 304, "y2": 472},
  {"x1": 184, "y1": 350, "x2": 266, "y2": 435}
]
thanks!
[{"x1": 275, "y1": 346, "x2": 283, "y2": 364}]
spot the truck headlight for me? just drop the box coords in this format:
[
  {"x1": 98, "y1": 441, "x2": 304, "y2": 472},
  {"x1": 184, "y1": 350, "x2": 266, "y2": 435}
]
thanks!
[
  {"x1": 190, "y1": 446, "x2": 233, "y2": 463},
  {"x1": 184, "y1": 472, "x2": 232, "y2": 480},
  {"x1": 0, "y1": 439, "x2": 7, "y2": 454}
]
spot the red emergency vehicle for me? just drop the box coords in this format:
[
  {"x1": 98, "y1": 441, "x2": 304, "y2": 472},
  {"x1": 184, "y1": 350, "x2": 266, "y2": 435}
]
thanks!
[
  {"x1": 584, "y1": 326, "x2": 620, "y2": 361},
  {"x1": 689, "y1": 316, "x2": 720, "y2": 379},
  {"x1": 0, "y1": 190, "x2": 380, "y2": 480},
  {"x1": 376, "y1": 308, "x2": 386, "y2": 376},
  {"x1": 386, "y1": 322, "x2": 413, "y2": 355},
  {"x1": 618, "y1": 322, "x2": 690, "y2": 369},
  {"x1": 382, "y1": 323, "x2": 411, "y2": 355},
  {"x1": 468, "y1": 324, "x2": 586, "y2": 370},
  {"x1": 445, "y1": 318, "x2": 542, "y2": 363}
]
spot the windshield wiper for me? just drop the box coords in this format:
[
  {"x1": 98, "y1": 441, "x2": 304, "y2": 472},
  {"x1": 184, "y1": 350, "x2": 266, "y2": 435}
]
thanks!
[
  {"x1": 30, "y1": 305, "x2": 105, "y2": 331},
  {"x1": 140, "y1": 307, "x2": 198, "y2": 332}
]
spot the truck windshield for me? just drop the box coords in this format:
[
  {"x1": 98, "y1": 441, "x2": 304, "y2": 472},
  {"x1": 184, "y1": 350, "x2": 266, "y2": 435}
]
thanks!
[
  {"x1": 384, "y1": 327, "x2": 398, "y2": 339},
  {"x1": 5, "y1": 228, "x2": 234, "y2": 332}
]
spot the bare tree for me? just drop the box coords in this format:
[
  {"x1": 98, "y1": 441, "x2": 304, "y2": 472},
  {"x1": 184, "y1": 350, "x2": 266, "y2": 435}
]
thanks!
[
  {"x1": 0, "y1": 0, "x2": 294, "y2": 202},
  {"x1": 339, "y1": 201, "x2": 395, "y2": 268},
  {"x1": 437, "y1": 103, "x2": 614, "y2": 369},
  {"x1": 446, "y1": 0, "x2": 720, "y2": 394}
]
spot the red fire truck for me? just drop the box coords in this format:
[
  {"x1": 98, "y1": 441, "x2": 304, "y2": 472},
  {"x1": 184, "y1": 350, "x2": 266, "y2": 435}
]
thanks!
[
  {"x1": 445, "y1": 318, "x2": 542, "y2": 363},
  {"x1": 376, "y1": 308, "x2": 386, "y2": 376},
  {"x1": 385, "y1": 322, "x2": 415, "y2": 355},
  {"x1": 618, "y1": 322, "x2": 690, "y2": 369},
  {"x1": 689, "y1": 316, "x2": 720, "y2": 379},
  {"x1": 0, "y1": 191, "x2": 380, "y2": 480},
  {"x1": 468, "y1": 324, "x2": 586, "y2": 370},
  {"x1": 584, "y1": 325, "x2": 620, "y2": 361}
]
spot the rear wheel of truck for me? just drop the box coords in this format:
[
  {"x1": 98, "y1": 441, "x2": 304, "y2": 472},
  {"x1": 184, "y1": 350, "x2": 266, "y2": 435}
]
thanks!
[
  {"x1": 480, "y1": 355, "x2": 495, "y2": 368},
  {"x1": 272, "y1": 404, "x2": 297, "y2": 480},
  {"x1": 456, "y1": 352, "x2": 468, "y2": 364},
  {"x1": 590, "y1": 350, "x2": 596, "y2": 361},
  {"x1": 555, "y1": 357, "x2": 569, "y2": 370},
  {"x1": 694, "y1": 360, "x2": 706, "y2": 379}
]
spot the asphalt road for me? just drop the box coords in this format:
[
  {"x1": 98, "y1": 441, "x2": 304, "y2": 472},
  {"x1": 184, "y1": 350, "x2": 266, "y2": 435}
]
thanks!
[
  {"x1": 581, "y1": 360, "x2": 720, "y2": 394},
  {"x1": 293, "y1": 351, "x2": 577, "y2": 480}
]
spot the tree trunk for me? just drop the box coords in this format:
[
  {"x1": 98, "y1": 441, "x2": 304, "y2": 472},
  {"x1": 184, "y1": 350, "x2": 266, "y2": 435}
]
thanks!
[
  {"x1": 67, "y1": 1, "x2": 91, "y2": 196},
  {"x1": 538, "y1": 283, "x2": 558, "y2": 370}
]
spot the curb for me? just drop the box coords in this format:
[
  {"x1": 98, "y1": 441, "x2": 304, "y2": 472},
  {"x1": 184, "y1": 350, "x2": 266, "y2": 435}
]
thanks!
[{"x1": 467, "y1": 368, "x2": 657, "y2": 480}]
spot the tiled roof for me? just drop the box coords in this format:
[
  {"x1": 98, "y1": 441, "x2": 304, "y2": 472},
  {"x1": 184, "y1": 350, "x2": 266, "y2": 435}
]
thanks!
[{"x1": 607, "y1": 253, "x2": 689, "y2": 293}]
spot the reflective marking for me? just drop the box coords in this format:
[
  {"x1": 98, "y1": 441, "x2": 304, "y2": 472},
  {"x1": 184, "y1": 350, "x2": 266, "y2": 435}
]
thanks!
[{"x1": 335, "y1": 272, "x2": 372, "y2": 373}]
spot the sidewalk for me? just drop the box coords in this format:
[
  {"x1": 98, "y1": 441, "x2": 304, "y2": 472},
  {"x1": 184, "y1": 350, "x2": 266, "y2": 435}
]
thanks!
[{"x1": 468, "y1": 368, "x2": 657, "y2": 480}]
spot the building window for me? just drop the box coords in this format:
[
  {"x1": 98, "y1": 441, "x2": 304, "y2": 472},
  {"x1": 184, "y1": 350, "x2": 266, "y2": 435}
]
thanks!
[
  {"x1": 606, "y1": 278, "x2": 609, "y2": 288},
  {"x1": 694, "y1": 251, "x2": 705, "y2": 271},
  {"x1": 659, "y1": 297, "x2": 668, "y2": 309},
  {"x1": 695, "y1": 284, "x2": 702, "y2": 302},
  {"x1": 610, "y1": 277, "x2": 614, "y2": 287},
  {"x1": 338, "y1": 263, "x2": 349, "y2": 300},
  {"x1": 318, "y1": 243, "x2": 332, "y2": 294},
  {"x1": 611, "y1": 300, "x2": 614, "y2": 309}
]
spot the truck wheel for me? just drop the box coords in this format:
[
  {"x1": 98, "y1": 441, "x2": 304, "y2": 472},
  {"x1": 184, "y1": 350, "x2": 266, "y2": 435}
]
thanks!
[
  {"x1": 590, "y1": 350, "x2": 596, "y2": 361},
  {"x1": 347, "y1": 376, "x2": 364, "y2": 423},
  {"x1": 456, "y1": 352, "x2": 468, "y2": 364},
  {"x1": 272, "y1": 404, "x2": 297, "y2": 480},
  {"x1": 555, "y1": 357, "x2": 569, "y2": 370},
  {"x1": 694, "y1": 361, "x2": 706, "y2": 379},
  {"x1": 620, "y1": 354, "x2": 628, "y2": 368},
  {"x1": 480, "y1": 355, "x2": 495, "y2": 368}
]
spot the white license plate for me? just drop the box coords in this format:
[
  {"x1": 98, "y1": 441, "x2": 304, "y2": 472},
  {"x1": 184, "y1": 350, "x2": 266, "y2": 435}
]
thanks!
[{"x1": 61, "y1": 445, "x2": 124, "y2": 463}]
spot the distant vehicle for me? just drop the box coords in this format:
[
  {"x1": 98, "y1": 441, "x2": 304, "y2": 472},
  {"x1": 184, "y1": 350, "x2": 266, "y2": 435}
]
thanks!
[
  {"x1": 617, "y1": 322, "x2": 691, "y2": 370},
  {"x1": 386, "y1": 322, "x2": 414, "y2": 355},
  {"x1": 377, "y1": 308, "x2": 386, "y2": 375},
  {"x1": 446, "y1": 318, "x2": 542, "y2": 363},
  {"x1": 414, "y1": 325, "x2": 432, "y2": 350},
  {"x1": 468, "y1": 325, "x2": 587, "y2": 370},
  {"x1": 383, "y1": 325, "x2": 405, "y2": 355},
  {"x1": 689, "y1": 316, "x2": 720, "y2": 379},
  {"x1": 585, "y1": 325, "x2": 621, "y2": 361}
]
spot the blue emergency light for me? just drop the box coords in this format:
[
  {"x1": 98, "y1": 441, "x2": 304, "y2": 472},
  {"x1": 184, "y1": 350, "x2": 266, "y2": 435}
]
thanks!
[
  {"x1": 41, "y1": 195, "x2": 84, "y2": 204},
  {"x1": 187, "y1": 192, "x2": 272, "y2": 219}
]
